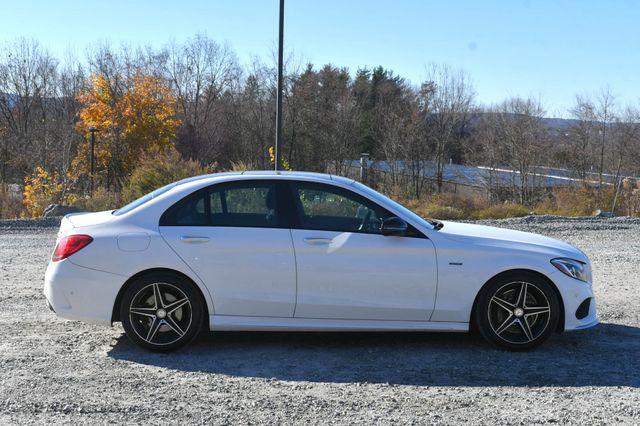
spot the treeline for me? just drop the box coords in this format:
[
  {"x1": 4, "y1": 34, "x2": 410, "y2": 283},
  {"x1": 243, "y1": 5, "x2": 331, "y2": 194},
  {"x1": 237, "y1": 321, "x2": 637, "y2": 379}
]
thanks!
[{"x1": 1, "y1": 35, "x2": 640, "y2": 218}]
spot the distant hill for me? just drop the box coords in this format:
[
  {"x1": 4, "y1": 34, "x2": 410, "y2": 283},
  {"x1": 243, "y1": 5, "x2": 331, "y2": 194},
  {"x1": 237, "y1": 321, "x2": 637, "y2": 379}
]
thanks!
[
  {"x1": 541, "y1": 117, "x2": 579, "y2": 132},
  {"x1": 0, "y1": 92, "x2": 18, "y2": 109},
  {"x1": 469, "y1": 112, "x2": 577, "y2": 130},
  {"x1": 0, "y1": 93, "x2": 587, "y2": 136}
]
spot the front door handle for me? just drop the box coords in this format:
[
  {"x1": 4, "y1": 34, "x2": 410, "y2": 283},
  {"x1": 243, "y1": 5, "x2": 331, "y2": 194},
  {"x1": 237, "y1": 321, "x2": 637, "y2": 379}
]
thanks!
[
  {"x1": 303, "y1": 237, "x2": 332, "y2": 245},
  {"x1": 179, "y1": 236, "x2": 210, "y2": 244}
]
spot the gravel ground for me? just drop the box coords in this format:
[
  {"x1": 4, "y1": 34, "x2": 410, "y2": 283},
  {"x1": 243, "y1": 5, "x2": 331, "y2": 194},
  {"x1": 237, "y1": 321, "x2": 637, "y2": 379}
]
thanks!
[{"x1": 1, "y1": 216, "x2": 639, "y2": 424}]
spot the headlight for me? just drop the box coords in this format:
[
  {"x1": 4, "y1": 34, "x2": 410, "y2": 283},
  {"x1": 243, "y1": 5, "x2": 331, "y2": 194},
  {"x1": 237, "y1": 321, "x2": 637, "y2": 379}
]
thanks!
[{"x1": 551, "y1": 258, "x2": 591, "y2": 282}]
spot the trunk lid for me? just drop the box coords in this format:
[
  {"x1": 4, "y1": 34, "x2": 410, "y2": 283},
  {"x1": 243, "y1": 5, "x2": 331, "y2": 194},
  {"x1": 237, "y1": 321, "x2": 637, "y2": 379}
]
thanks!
[{"x1": 57, "y1": 211, "x2": 115, "y2": 237}]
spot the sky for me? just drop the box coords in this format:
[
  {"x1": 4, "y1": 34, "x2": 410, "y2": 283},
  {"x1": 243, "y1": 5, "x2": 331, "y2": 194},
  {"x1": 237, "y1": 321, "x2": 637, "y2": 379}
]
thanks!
[{"x1": 1, "y1": 0, "x2": 639, "y2": 117}]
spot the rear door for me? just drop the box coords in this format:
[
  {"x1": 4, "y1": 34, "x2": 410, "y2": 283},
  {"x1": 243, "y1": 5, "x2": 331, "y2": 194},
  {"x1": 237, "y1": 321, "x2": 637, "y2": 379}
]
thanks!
[
  {"x1": 287, "y1": 181, "x2": 438, "y2": 321},
  {"x1": 159, "y1": 180, "x2": 297, "y2": 317}
]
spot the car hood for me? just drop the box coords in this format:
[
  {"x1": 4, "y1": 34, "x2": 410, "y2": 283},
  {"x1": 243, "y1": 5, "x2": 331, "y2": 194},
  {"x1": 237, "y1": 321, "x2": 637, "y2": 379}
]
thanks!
[{"x1": 437, "y1": 221, "x2": 587, "y2": 261}]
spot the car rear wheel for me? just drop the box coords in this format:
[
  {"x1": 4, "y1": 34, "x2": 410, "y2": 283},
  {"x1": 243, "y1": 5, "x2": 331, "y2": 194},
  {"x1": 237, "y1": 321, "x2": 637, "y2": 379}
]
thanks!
[
  {"x1": 120, "y1": 272, "x2": 204, "y2": 352},
  {"x1": 474, "y1": 271, "x2": 560, "y2": 350}
]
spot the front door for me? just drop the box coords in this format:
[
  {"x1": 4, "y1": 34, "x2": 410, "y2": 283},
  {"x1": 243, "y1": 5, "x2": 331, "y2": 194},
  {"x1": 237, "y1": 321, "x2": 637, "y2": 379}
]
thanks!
[
  {"x1": 287, "y1": 181, "x2": 438, "y2": 321},
  {"x1": 159, "y1": 180, "x2": 297, "y2": 317}
]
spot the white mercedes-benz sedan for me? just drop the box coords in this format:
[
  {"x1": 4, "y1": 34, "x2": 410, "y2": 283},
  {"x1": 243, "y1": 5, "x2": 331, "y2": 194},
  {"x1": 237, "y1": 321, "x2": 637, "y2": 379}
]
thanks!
[{"x1": 44, "y1": 171, "x2": 598, "y2": 351}]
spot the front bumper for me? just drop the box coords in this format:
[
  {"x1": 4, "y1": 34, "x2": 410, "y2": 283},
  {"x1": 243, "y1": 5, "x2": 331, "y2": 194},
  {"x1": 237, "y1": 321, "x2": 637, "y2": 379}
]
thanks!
[
  {"x1": 550, "y1": 270, "x2": 598, "y2": 331},
  {"x1": 44, "y1": 258, "x2": 126, "y2": 326}
]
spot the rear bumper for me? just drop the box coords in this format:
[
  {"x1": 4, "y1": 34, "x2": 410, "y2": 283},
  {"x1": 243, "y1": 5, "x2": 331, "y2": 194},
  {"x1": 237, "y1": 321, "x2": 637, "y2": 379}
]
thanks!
[
  {"x1": 44, "y1": 259, "x2": 125, "y2": 326},
  {"x1": 550, "y1": 271, "x2": 598, "y2": 331}
]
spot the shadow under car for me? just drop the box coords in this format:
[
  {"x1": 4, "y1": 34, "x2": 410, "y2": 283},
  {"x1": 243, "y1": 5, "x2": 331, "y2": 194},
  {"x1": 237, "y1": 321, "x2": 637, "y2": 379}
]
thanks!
[{"x1": 107, "y1": 322, "x2": 640, "y2": 388}]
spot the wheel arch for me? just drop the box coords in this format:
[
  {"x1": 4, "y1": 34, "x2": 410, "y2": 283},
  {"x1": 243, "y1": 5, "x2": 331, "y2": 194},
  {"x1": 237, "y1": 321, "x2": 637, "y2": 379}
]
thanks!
[
  {"x1": 469, "y1": 268, "x2": 565, "y2": 333},
  {"x1": 111, "y1": 267, "x2": 210, "y2": 324}
]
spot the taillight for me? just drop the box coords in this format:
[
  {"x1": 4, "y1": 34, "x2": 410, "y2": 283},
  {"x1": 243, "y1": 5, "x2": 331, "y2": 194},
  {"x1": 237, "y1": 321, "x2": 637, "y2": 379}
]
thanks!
[{"x1": 52, "y1": 235, "x2": 94, "y2": 262}]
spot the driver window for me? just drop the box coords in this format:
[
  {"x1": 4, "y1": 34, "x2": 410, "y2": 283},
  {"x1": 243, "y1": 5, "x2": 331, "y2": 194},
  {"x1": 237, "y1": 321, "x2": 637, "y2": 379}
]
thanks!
[{"x1": 291, "y1": 183, "x2": 390, "y2": 233}]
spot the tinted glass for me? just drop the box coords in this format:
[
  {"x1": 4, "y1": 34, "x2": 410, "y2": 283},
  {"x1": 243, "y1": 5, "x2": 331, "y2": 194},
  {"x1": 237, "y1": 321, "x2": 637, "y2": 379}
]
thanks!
[
  {"x1": 161, "y1": 181, "x2": 280, "y2": 227},
  {"x1": 113, "y1": 182, "x2": 176, "y2": 216},
  {"x1": 292, "y1": 183, "x2": 389, "y2": 233},
  {"x1": 210, "y1": 184, "x2": 278, "y2": 227},
  {"x1": 172, "y1": 192, "x2": 207, "y2": 226}
]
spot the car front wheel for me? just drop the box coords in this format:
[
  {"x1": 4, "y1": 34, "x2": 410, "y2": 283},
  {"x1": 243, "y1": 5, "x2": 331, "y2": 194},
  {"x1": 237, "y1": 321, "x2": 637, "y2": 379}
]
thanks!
[
  {"x1": 474, "y1": 271, "x2": 560, "y2": 350},
  {"x1": 120, "y1": 272, "x2": 204, "y2": 352}
]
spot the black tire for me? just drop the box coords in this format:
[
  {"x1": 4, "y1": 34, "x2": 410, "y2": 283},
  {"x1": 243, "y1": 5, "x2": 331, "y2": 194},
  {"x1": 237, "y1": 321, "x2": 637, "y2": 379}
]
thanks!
[
  {"x1": 120, "y1": 272, "x2": 204, "y2": 352},
  {"x1": 474, "y1": 271, "x2": 560, "y2": 351}
]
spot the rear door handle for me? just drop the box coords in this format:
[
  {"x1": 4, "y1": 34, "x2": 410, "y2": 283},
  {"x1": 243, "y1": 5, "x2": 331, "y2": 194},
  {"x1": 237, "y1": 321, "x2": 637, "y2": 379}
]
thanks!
[
  {"x1": 179, "y1": 236, "x2": 210, "y2": 244},
  {"x1": 303, "y1": 237, "x2": 332, "y2": 245}
]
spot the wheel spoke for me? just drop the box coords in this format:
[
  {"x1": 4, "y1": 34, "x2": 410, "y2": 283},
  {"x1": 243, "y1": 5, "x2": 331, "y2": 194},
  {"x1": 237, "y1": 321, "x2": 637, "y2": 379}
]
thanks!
[
  {"x1": 524, "y1": 305, "x2": 550, "y2": 316},
  {"x1": 152, "y1": 283, "x2": 164, "y2": 309},
  {"x1": 164, "y1": 315, "x2": 185, "y2": 337},
  {"x1": 488, "y1": 281, "x2": 552, "y2": 345},
  {"x1": 491, "y1": 296, "x2": 515, "y2": 312},
  {"x1": 518, "y1": 317, "x2": 534, "y2": 342},
  {"x1": 493, "y1": 314, "x2": 517, "y2": 335},
  {"x1": 516, "y1": 282, "x2": 527, "y2": 307},
  {"x1": 146, "y1": 317, "x2": 162, "y2": 342},
  {"x1": 165, "y1": 298, "x2": 189, "y2": 315},
  {"x1": 129, "y1": 282, "x2": 193, "y2": 346},
  {"x1": 130, "y1": 307, "x2": 156, "y2": 318}
]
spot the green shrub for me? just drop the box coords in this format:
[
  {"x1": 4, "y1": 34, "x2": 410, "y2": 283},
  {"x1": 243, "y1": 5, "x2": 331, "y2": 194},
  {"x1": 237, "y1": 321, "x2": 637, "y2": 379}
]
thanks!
[
  {"x1": 121, "y1": 148, "x2": 208, "y2": 203},
  {"x1": 77, "y1": 187, "x2": 121, "y2": 212},
  {"x1": 396, "y1": 193, "x2": 486, "y2": 220},
  {"x1": 476, "y1": 203, "x2": 530, "y2": 219},
  {"x1": 535, "y1": 187, "x2": 617, "y2": 217},
  {"x1": 0, "y1": 184, "x2": 25, "y2": 219},
  {"x1": 422, "y1": 204, "x2": 466, "y2": 220}
]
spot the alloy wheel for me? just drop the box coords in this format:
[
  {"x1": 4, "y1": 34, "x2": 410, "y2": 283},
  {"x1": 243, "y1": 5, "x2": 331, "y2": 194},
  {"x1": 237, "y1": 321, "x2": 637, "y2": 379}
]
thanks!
[
  {"x1": 128, "y1": 282, "x2": 193, "y2": 346},
  {"x1": 487, "y1": 281, "x2": 551, "y2": 345}
]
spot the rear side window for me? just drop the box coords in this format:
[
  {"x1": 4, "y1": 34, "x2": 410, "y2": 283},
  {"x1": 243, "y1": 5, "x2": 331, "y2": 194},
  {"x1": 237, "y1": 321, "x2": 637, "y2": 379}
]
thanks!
[
  {"x1": 172, "y1": 192, "x2": 207, "y2": 226},
  {"x1": 210, "y1": 185, "x2": 277, "y2": 227},
  {"x1": 160, "y1": 181, "x2": 280, "y2": 228}
]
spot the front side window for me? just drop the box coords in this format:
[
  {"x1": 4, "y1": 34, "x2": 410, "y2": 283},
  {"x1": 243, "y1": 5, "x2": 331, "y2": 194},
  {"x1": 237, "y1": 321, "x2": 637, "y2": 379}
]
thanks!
[
  {"x1": 290, "y1": 182, "x2": 390, "y2": 234},
  {"x1": 160, "y1": 181, "x2": 279, "y2": 228}
]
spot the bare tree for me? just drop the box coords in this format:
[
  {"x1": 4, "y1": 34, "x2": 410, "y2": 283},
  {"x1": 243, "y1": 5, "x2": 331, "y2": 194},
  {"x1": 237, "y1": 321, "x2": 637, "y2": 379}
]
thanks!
[
  {"x1": 0, "y1": 38, "x2": 59, "y2": 181},
  {"x1": 493, "y1": 97, "x2": 547, "y2": 205},
  {"x1": 594, "y1": 87, "x2": 616, "y2": 201},
  {"x1": 566, "y1": 95, "x2": 597, "y2": 181},
  {"x1": 471, "y1": 106, "x2": 505, "y2": 202},
  {"x1": 165, "y1": 35, "x2": 240, "y2": 164},
  {"x1": 612, "y1": 107, "x2": 640, "y2": 181},
  {"x1": 421, "y1": 64, "x2": 475, "y2": 192}
]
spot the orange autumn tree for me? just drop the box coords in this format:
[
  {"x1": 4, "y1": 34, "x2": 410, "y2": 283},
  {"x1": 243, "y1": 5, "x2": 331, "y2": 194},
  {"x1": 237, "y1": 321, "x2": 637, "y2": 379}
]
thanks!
[
  {"x1": 23, "y1": 166, "x2": 78, "y2": 217},
  {"x1": 72, "y1": 73, "x2": 181, "y2": 190}
]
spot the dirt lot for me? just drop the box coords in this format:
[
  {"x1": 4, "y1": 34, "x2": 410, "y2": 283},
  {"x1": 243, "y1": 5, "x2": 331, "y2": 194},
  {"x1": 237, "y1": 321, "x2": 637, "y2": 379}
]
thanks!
[{"x1": 1, "y1": 216, "x2": 639, "y2": 424}]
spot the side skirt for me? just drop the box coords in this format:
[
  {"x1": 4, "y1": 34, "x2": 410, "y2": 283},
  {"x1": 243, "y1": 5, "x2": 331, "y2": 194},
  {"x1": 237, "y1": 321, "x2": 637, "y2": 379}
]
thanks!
[{"x1": 210, "y1": 315, "x2": 469, "y2": 332}]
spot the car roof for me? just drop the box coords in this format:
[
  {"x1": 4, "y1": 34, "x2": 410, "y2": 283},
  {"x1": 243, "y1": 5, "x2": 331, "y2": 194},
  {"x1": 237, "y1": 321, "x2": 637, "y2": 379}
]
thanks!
[{"x1": 173, "y1": 170, "x2": 355, "y2": 189}]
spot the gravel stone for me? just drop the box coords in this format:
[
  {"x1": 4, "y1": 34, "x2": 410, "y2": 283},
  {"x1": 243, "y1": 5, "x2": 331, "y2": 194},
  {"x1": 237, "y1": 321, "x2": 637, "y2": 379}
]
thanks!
[{"x1": 0, "y1": 216, "x2": 639, "y2": 424}]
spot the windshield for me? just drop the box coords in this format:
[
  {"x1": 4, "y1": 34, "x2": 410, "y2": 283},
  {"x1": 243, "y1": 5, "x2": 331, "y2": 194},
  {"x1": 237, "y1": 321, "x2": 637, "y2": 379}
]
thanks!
[
  {"x1": 352, "y1": 182, "x2": 442, "y2": 230},
  {"x1": 112, "y1": 173, "x2": 218, "y2": 216},
  {"x1": 112, "y1": 182, "x2": 177, "y2": 216}
]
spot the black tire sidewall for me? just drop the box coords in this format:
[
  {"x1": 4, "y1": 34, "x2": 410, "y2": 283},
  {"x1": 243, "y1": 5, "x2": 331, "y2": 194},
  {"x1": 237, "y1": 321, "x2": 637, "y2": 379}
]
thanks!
[
  {"x1": 120, "y1": 272, "x2": 204, "y2": 352},
  {"x1": 475, "y1": 271, "x2": 560, "y2": 351}
]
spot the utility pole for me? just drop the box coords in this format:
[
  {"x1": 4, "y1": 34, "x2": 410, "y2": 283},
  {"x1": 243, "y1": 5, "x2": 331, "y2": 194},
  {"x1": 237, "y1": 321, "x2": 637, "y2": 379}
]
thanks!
[
  {"x1": 360, "y1": 153, "x2": 369, "y2": 184},
  {"x1": 89, "y1": 127, "x2": 98, "y2": 196},
  {"x1": 274, "y1": 0, "x2": 284, "y2": 171}
]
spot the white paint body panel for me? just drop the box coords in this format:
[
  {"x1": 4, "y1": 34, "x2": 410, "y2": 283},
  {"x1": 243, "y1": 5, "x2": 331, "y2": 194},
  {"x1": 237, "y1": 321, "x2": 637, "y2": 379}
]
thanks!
[
  {"x1": 290, "y1": 230, "x2": 437, "y2": 320},
  {"x1": 43, "y1": 171, "x2": 598, "y2": 334},
  {"x1": 211, "y1": 315, "x2": 468, "y2": 332},
  {"x1": 159, "y1": 226, "x2": 296, "y2": 317}
]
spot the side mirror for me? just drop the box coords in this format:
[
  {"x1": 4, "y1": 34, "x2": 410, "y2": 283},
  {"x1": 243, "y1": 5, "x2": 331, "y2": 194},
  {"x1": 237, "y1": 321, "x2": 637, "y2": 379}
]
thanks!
[{"x1": 380, "y1": 216, "x2": 408, "y2": 236}]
